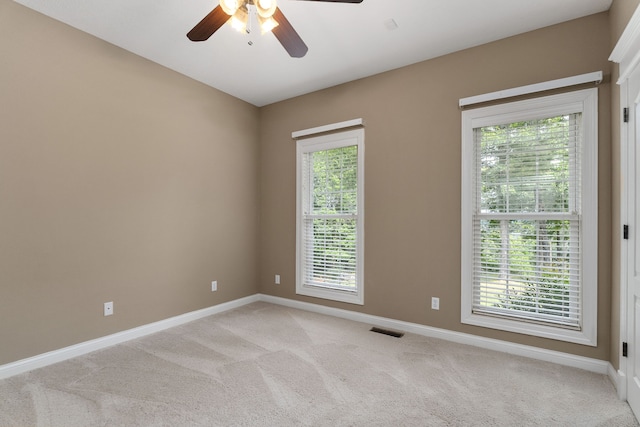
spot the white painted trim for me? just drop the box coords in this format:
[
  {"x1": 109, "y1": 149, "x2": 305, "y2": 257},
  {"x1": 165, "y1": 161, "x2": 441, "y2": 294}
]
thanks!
[
  {"x1": 0, "y1": 293, "x2": 613, "y2": 382},
  {"x1": 458, "y1": 71, "x2": 602, "y2": 108},
  {"x1": 259, "y1": 294, "x2": 609, "y2": 375},
  {"x1": 610, "y1": 5, "x2": 640, "y2": 83},
  {"x1": 292, "y1": 118, "x2": 364, "y2": 139},
  {"x1": 0, "y1": 294, "x2": 260, "y2": 380},
  {"x1": 617, "y1": 74, "x2": 630, "y2": 403},
  {"x1": 610, "y1": 363, "x2": 628, "y2": 400},
  {"x1": 460, "y1": 89, "x2": 598, "y2": 347},
  {"x1": 295, "y1": 128, "x2": 365, "y2": 306},
  {"x1": 610, "y1": 3, "x2": 640, "y2": 403}
]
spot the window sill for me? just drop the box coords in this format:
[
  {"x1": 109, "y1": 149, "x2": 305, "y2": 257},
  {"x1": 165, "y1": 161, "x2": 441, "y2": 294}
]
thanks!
[
  {"x1": 461, "y1": 311, "x2": 596, "y2": 347},
  {"x1": 297, "y1": 284, "x2": 364, "y2": 305}
]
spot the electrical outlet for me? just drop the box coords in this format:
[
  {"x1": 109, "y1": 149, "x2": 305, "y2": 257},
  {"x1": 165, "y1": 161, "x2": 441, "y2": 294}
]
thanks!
[
  {"x1": 104, "y1": 301, "x2": 114, "y2": 316},
  {"x1": 275, "y1": 274, "x2": 280, "y2": 285},
  {"x1": 211, "y1": 281, "x2": 217, "y2": 291},
  {"x1": 431, "y1": 297, "x2": 440, "y2": 310}
]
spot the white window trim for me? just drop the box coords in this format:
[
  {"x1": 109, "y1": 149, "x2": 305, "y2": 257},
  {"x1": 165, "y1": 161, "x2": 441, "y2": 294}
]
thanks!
[
  {"x1": 296, "y1": 127, "x2": 365, "y2": 305},
  {"x1": 461, "y1": 88, "x2": 598, "y2": 346}
]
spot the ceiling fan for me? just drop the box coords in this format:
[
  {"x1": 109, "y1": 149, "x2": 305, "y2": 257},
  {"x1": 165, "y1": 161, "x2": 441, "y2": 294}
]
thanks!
[{"x1": 187, "y1": 0, "x2": 364, "y2": 58}]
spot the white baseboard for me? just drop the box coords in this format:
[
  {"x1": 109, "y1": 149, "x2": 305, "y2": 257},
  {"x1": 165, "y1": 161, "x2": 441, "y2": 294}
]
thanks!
[
  {"x1": 259, "y1": 294, "x2": 611, "y2": 376},
  {"x1": 610, "y1": 363, "x2": 627, "y2": 400},
  {"x1": 0, "y1": 293, "x2": 616, "y2": 385},
  {"x1": 0, "y1": 294, "x2": 260, "y2": 380}
]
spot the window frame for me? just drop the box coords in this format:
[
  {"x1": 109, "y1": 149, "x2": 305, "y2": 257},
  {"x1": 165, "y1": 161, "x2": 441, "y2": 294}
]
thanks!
[
  {"x1": 461, "y1": 88, "x2": 598, "y2": 346},
  {"x1": 296, "y1": 127, "x2": 365, "y2": 305}
]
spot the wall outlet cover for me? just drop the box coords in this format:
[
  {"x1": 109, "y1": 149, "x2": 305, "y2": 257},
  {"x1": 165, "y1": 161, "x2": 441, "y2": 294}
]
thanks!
[{"x1": 104, "y1": 301, "x2": 114, "y2": 316}]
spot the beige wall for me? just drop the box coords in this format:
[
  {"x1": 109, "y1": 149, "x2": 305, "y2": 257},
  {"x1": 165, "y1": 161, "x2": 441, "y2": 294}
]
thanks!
[
  {"x1": 259, "y1": 13, "x2": 613, "y2": 360},
  {"x1": 0, "y1": 0, "x2": 623, "y2": 367},
  {"x1": 611, "y1": 0, "x2": 640, "y2": 44},
  {"x1": 609, "y1": 0, "x2": 640, "y2": 369},
  {"x1": 0, "y1": 1, "x2": 260, "y2": 365}
]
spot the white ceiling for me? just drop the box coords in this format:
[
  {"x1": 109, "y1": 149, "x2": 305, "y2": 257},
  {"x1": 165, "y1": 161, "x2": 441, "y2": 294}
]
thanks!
[{"x1": 14, "y1": 0, "x2": 612, "y2": 107}]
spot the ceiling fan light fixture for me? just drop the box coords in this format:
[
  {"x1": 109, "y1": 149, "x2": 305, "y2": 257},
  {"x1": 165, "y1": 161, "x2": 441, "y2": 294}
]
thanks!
[
  {"x1": 258, "y1": 15, "x2": 279, "y2": 34},
  {"x1": 255, "y1": 0, "x2": 277, "y2": 19},
  {"x1": 220, "y1": 0, "x2": 241, "y2": 16},
  {"x1": 230, "y1": 5, "x2": 249, "y2": 32},
  {"x1": 189, "y1": 0, "x2": 363, "y2": 57}
]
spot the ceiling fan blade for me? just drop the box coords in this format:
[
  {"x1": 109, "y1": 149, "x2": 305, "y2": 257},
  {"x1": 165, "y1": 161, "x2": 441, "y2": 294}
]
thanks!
[
  {"x1": 272, "y1": 7, "x2": 309, "y2": 58},
  {"x1": 187, "y1": 6, "x2": 230, "y2": 42}
]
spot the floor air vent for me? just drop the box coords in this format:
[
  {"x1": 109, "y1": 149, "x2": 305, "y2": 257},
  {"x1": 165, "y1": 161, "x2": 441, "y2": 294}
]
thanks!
[{"x1": 370, "y1": 327, "x2": 404, "y2": 338}]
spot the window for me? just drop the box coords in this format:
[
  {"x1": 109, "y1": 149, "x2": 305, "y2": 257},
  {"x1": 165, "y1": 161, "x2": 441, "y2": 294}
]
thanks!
[
  {"x1": 296, "y1": 127, "x2": 364, "y2": 305},
  {"x1": 461, "y1": 89, "x2": 597, "y2": 346}
]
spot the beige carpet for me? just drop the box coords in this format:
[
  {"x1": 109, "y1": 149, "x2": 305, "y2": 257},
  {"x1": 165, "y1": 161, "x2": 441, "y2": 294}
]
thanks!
[{"x1": 0, "y1": 302, "x2": 637, "y2": 426}]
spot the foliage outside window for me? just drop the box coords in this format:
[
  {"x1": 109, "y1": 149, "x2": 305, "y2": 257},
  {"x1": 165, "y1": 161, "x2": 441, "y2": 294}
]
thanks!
[
  {"x1": 296, "y1": 128, "x2": 364, "y2": 305},
  {"x1": 461, "y1": 89, "x2": 597, "y2": 346}
]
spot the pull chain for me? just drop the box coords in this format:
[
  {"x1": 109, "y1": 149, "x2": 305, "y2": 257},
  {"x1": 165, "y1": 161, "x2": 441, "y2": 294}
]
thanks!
[{"x1": 247, "y1": 3, "x2": 254, "y2": 46}]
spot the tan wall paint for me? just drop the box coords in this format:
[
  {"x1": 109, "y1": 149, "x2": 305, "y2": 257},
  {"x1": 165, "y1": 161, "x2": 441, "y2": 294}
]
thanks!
[
  {"x1": 608, "y1": 0, "x2": 640, "y2": 369},
  {"x1": 611, "y1": 0, "x2": 640, "y2": 44},
  {"x1": 259, "y1": 13, "x2": 613, "y2": 360},
  {"x1": 0, "y1": 0, "x2": 619, "y2": 367},
  {"x1": 0, "y1": 1, "x2": 260, "y2": 365}
]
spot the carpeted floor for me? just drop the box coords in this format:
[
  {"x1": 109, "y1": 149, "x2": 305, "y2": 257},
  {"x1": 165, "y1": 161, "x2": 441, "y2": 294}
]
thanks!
[{"x1": 0, "y1": 301, "x2": 637, "y2": 426}]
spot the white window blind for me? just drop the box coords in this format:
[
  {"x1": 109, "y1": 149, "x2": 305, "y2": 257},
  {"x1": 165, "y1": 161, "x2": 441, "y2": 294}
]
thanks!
[
  {"x1": 461, "y1": 88, "x2": 598, "y2": 346},
  {"x1": 472, "y1": 114, "x2": 581, "y2": 328},
  {"x1": 302, "y1": 145, "x2": 358, "y2": 291}
]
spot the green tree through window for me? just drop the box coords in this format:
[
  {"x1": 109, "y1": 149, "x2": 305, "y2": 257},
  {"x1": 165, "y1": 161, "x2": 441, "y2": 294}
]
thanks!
[
  {"x1": 477, "y1": 116, "x2": 579, "y2": 322},
  {"x1": 307, "y1": 146, "x2": 358, "y2": 289}
]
